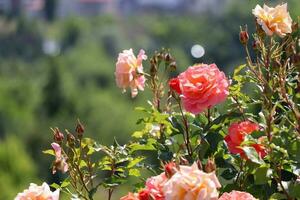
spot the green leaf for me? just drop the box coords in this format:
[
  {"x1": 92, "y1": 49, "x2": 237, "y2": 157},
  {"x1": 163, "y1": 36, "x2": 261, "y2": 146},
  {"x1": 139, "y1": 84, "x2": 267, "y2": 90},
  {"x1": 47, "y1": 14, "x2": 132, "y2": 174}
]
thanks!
[
  {"x1": 254, "y1": 166, "x2": 270, "y2": 185},
  {"x1": 221, "y1": 168, "x2": 237, "y2": 180},
  {"x1": 289, "y1": 183, "x2": 300, "y2": 198},
  {"x1": 128, "y1": 157, "x2": 144, "y2": 168},
  {"x1": 243, "y1": 146, "x2": 263, "y2": 164},
  {"x1": 269, "y1": 193, "x2": 287, "y2": 200},
  {"x1": 129, "y1": 168, "x2": 141, "y2": 177},
  {"x1": 132, "y1": 131, "x2": 144, "y2": 138},
  {"x1": 43, "y1": 149, "x2": 55, "y2": 156}
]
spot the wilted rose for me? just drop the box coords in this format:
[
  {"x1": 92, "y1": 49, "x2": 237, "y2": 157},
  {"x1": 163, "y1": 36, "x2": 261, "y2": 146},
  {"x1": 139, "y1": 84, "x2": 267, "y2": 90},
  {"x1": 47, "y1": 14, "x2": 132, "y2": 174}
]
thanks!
[
  {"x1": 253, "y1": 3, "x2": 292, "y2": 37},
  {"x1": 115, "y1": 49, "x2": 147, "y2": 97}
]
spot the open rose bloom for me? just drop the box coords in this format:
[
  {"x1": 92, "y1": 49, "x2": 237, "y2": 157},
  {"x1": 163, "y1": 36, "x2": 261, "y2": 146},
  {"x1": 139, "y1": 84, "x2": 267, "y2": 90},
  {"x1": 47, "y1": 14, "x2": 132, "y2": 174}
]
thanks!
[
  {"x1": 225, "y1": 121, "x2": 267, "y2": 159},
  {"x1": 252, "y1": 3, "x2": 292, "y2": 37},
  {"x1": 219, "y1": 190, "x2": 257, "y2": 200},
  {"x1": 115, "y1": 49, "x2": 147, "y2": 97},
  {"x1": 163, "y1": 163, "x2": 221, "y2": 200},
  {"x1": 15, "y1": 182, "x2": 59, "y2": 200},
  {"x1": 177, "y1": 64, "x2": 229, "y2": 114}
]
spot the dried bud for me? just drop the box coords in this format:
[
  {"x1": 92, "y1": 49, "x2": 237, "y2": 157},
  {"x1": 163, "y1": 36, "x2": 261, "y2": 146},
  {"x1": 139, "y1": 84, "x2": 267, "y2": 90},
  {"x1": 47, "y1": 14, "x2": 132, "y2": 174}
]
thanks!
[
  {"x1": 179, "y1": 156, "x2": 189, "y2": 165},
  {"x1": 67, "y1": 133, "x2": 75, "y2": 146},
  {"x1": 205, "y1": 158, "x2": 216, "y2": 173},
  {"x1": 292, "y1": 53, "x2": 300, "y2": 66},
  {"x1": 164, "y1": 161, "x2": 177, "y2": 178},
  {"x1": 239, "y1": 30, "x2": 249, "y2": 45},
  {"x1": 169, "y1": 61, "x2": 177, "y2": 71},
  {"x1": 53, "y1": 128, "x2": 64, "y2": 143},
  {"x1": 292, "y1": 22, "x2": 299, "y2": 32},
  {"x1": 196, "y1": 160, "x2": 203, "y2": 170},
  {"x1": 252, "y1": 40, "x2": 260, "y2": 51},
  {"x1": 165, "y1": 53, "x2": 172, "y2": 63},
  {"x1": 75, "y1": 120, "x2": 85, "y2": 139}
]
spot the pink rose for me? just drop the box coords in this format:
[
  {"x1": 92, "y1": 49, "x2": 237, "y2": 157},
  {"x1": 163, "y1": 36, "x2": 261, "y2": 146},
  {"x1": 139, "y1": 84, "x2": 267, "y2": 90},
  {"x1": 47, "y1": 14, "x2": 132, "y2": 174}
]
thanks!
[
  {"x1": 218, "y1": 190, "x2": 257, "y2": 200},
  {"x1": 252, "y1": 3, "x2": 292, "y2": 37},
  {"x1": 120, "y1": 193, "x2": 139, "y2": 200},
  {"x1": 145, "y1": 173, "x2": 168, "y2": 200},
  {"x1": 51, "y1": 142, "x2": 68, "y2": 174},
  {"x1": 178, "y1": 64, "x2": 229, "y2": 114},
  {"x1": 163, "y1": 163, "x2": 221, "y2": 200},
  {"x1": 15, "y1": 182, "x2": 59, "y2": 200},
  {"x1": 115, "y1": 49, "x2": 147, "y2": 97}
]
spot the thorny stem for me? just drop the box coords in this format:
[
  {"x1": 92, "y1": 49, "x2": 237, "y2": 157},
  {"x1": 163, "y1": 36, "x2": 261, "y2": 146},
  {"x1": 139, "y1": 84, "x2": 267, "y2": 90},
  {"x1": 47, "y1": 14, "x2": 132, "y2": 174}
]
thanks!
[{"x1": 176, "y1": 97, "x2": 193, "y2": 157}]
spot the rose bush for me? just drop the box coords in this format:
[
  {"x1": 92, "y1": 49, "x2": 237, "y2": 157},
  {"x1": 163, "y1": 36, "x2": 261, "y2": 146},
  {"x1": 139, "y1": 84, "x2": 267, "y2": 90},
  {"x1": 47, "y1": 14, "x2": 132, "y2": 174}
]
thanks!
[{"x1": 16, "y1": 3, "x2": 300, "y2": 200}]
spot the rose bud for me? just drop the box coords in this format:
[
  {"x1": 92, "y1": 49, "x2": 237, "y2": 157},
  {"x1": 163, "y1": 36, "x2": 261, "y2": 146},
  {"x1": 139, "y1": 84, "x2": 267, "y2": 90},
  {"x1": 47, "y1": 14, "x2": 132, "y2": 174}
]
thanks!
[
  {"x1": 164, "y1": 162, "x2": 177, "y2": 178},
  {"x1": 239, "y1": 30, "x2": 249, "y2": 45},
  {"x1": 252, "y1": 40, "x2": 260, "y2": 51},
  {"x1": 168, "y1": 78, "x2": 181, "y2": 94},
  {"x1": 53, "y1": 128, "x2": 64, "y2": 143},
  {"x1": 75, "y1": 120, "x2": 85, "y2": 139},
  {"x1": 205, "y1": 158, "x2": 216, "y2": 173},
  {"x1": 67, "y1": 132, "x2": 75, "y2": 146},
  {"x1": 196, "y1": 159, "x2": 203, "y2": 170}
]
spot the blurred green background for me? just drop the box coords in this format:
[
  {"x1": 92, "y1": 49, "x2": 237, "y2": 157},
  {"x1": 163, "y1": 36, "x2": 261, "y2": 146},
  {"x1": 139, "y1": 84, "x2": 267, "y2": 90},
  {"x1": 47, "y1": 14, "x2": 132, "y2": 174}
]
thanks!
[{"x1": 0, "y1": 0, "x2": 299, "y2": 199}]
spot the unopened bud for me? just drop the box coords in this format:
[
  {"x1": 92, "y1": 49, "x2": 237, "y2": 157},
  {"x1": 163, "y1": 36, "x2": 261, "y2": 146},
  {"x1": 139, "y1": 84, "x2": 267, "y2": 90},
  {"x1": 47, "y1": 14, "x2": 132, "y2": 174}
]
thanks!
[
  {"x1": 179, "y1": 156, "x2": 189, "y2": 165},
  {"x1": 169, "y1": 61, "x2": 177, "y2": 71},
  {"x1": 165, "y1": 53, "x2": 172, "y2": 63},
  {"x1": 239, "y1": 31, "x2": 249, "y2": 45},
  {"x1": 75, "y1": 120, "x2": 85, "y2": 139},
  {"x1": 164, "y1": 161, "x2": 177, "y2": 178},
  {"x1": 292, "y1": 22, "x2": 299, "y2": 33},
  {"x1": 252, "y1": 40, "x2": 260, "y2": 51},
  {"x1": 196, "y1": 160, "x2": 203, "y2": 170},
  {"x1": 67, "y1": 133, "x2": 75, "y2": 146},
  {"x1": 205, "y1": 158, "x2": 216, "y2": 173},
  {"x1": 53, "y1": 128, "x2": 64, "y2": 143}
]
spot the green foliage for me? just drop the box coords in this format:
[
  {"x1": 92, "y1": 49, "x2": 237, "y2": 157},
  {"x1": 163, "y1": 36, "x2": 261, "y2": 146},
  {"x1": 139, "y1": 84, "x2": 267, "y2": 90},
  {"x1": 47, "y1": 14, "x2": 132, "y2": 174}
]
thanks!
[{"x1": 0, "y1": 136, "x2": 37, "y2": 199}]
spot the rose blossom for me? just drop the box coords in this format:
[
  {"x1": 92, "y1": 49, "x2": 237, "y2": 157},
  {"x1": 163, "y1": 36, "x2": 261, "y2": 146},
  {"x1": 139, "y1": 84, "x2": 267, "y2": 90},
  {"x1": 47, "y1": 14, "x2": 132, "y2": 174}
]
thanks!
[
  {"x1": 115, "y1": 49, "x2": 147, "y2": 97},
  {"x1": 177, "y1": 64, "x2": 229, "y2": 114},
  {"x1": 51, "y1": 142, "x2": 68, "y2": 174},
  {"x1": 218, "y1": 190, "x2": 257, "y2": 200},
  {"x1": 120, "y1": 193, "x2": 139, "y2": 200},
  {"x1": 169, "y1": 77, "x2": 181, "y2": 94},
  {"x1": 252, "y1": 4, "x2": 292, "y2": 37},
  {"x1": 15, "y1": 182, "x2": 59, "y2": 200},
  {"x1": 145, "y1": 173, "x2": 168, "y2": 200},
  {"x1": 163, "y1": 163, "x2": 221, "y2": 200},
  {"x1": 225, "y1": 121, "x2": 267, "y2": 159}
]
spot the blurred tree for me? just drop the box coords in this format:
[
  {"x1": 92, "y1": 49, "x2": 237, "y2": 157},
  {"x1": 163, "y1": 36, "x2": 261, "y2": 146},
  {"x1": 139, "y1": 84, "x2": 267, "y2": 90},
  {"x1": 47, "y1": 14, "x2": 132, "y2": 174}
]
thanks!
[
  {"x1": 44, "y1": 0, "x2": 57, "y2": 22},
  {"x1": 42, "y1": 58, "x2": 66, "y2": 117},
  {"x1": 0, "y1": 136, "x2": 37, "y2": 199}
]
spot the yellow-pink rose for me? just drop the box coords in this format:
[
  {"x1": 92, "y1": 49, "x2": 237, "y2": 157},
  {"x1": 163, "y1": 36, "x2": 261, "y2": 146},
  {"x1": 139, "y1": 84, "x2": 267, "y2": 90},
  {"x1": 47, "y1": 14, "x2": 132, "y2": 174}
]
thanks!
[
  {"x1": 15, "y1": 182, "x2": 59, "y2": 200},
  {"x1": 115, "y1": 49, "x2": 147, "y2": 97},
  {"x1": 163, "y1": 163, "x2": 221, "y2": 200},
  {"x1": 252, "y1": 3, "x2": 292, "y2": 37},
  {"x1": 218, "y1": 190, "x2": 257, "y2": 200}
]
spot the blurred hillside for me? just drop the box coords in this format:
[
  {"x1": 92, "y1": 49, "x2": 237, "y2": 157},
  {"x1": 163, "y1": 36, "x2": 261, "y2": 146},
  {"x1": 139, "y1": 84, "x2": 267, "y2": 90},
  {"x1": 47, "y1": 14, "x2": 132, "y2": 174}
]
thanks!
[{"x1": 0, "y1": 0, "x2": 299, "y2": 199}]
